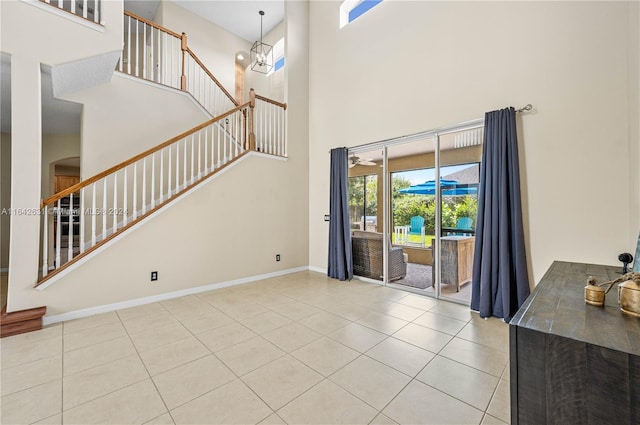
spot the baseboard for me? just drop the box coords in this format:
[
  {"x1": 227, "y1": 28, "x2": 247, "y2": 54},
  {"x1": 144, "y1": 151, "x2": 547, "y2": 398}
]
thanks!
[
  {"x1": 308, "y1": 265, "x2": 327, "y2": 274},
  {"x1": 1, "y1": 305, "x2": 47, "y2": 337},
  {"x1": 42, "y1": 266, "x2": 309, "y2": 326}
]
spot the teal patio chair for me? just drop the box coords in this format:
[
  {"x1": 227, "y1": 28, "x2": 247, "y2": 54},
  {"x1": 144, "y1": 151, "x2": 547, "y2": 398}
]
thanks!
[
  {"x1": 456, "y1": 217, "x2": 474, "y2": 236},
  {"x1": 408, "y1": 216, "x2": 425, "y2": 245}
]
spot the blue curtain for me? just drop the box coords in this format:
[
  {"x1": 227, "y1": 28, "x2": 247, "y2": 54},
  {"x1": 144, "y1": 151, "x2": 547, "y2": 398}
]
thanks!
[
  {"x1": 471, "y1": 107, "x2": 530, "y2": 320},
  {"x1": 328, "y1": 148, "x2": 353, "y2": 281}
]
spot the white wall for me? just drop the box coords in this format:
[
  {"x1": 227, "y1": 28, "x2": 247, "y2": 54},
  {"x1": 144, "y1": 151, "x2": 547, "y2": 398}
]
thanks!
[
  {"x1": 630, "y1": 2, "x2": 640, "y2": 244},
  {"x1": 308, "y1": 1, "x2": 639, "y2": 284},
  {"x1": 0, "y1": 0, "x2": 122, "y2": 66},
  {"x1": 154, "y1": 1, "x2": 251, "y2": 99},
  {"x1": 61, "y1": 74, "x2": 209, "y2": 177},
  {"x1": 20, "y1": 155, "x2": 309, "y2": 315}
]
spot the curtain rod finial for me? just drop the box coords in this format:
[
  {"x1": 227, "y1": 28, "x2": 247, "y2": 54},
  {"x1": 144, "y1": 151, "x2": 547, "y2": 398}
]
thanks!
[{"x1": 517, "y1": 104, "x2": 533, "y2": 113}]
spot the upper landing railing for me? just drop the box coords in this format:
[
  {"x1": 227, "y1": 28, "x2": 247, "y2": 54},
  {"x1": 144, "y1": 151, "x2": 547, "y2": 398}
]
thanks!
[
  {"x1": 120, "y1": 11, "x2": 238, "y2": 118},
  {"x1": 39, "y1": 0, "x2": 102, "y2": 24}
]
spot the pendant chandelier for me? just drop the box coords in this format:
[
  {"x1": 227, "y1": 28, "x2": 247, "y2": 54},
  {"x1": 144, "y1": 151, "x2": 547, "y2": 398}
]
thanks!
[{"x1": 250, "y1": 10, "x2": 273, "y2": 74}]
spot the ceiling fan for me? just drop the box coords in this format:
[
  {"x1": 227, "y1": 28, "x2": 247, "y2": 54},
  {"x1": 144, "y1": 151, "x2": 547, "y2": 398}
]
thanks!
[{"x1": 349, "y1": 155, "x2": 376, "y2": 168}]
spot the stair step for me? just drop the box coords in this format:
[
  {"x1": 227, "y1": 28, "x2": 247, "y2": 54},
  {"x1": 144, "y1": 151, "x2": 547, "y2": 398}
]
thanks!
[{"x1": 0, "y1": 305, "x2": 47, "y2": 338}]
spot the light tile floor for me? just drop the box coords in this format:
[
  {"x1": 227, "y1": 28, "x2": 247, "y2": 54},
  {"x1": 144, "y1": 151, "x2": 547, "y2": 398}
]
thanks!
[{"x1": 0, "y1": 271, "x2": 510, "y2": 425}]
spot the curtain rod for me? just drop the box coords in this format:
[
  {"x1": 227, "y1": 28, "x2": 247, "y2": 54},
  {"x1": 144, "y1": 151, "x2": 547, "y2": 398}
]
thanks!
[{"x1": 336, "y1": 103, "x2": 534, "y2": 154}]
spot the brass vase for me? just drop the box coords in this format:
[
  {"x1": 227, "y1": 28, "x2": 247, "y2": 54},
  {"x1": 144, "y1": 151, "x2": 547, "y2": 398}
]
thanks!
[
  {"x1": 584, "y1": 284, "x2": 606, "y2": 307},
  {"x1": 618, "y1": 280, "x2": 640, "y2": 317}
]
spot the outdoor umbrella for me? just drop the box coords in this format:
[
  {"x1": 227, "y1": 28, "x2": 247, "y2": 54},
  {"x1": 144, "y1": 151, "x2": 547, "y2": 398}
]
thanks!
[
  {"x1": 398, "y1": 178, "x2": 478, "y2": 196},
  {"x1": 398, "y1": 178, "x2": 459, "y2": 195}
]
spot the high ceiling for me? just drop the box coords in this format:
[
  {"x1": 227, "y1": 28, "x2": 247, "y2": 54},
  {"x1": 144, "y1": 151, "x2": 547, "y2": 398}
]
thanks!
[
  {"x1": 1, "y1": 1, "x2": 285, "y2": 134},
  {"x1": 124, "y1": 0, "x2": 285, "y2": 42}
]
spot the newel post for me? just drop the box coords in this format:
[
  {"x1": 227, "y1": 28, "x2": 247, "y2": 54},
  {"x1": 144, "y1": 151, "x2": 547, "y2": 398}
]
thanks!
[
  {"x1": 249, "y1": 88, "x2": 256, "y2": 151},
  {"x1": 180, "y1": 32, "x2": 187, "y2": 91}
]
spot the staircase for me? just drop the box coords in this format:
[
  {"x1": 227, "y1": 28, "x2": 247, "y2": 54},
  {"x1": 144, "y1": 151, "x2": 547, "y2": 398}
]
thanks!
[{"x1": 36, "y1": 9, "x2": 288, "y2": 288}]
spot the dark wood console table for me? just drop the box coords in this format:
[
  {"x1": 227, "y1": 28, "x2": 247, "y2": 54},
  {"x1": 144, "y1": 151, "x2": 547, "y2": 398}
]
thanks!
[{"x1": 509, "y1": 261, "x2": 640, "y2": 425}]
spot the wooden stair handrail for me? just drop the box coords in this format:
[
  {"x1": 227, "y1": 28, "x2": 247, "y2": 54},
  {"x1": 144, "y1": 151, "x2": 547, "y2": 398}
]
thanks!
[
  {"x1": 41, "y1": 102, "x2": 250, "y2": 207},
  {"x1": 185, "y1": 47, "x2": 238, "y2": 107},
  {"x1": 124, "y1": 10, "x2": 181, "y2": 38},
  {"x1": 254, "y1": 94, "x2": 287, "y2": 110},
  {"x1": 36, "y1": 151, "x2": 251, "y2": 287}
]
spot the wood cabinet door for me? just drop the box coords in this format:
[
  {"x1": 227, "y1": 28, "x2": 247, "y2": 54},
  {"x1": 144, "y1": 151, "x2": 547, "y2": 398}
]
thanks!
[{"x1": 54, "y1": 175, "x2": 80, "y2": 193}]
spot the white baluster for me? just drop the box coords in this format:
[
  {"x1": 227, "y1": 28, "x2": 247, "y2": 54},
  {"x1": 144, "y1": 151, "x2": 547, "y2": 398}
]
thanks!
[
  {"x1": 275, "y1": 105, "x2": 278, "y2": 155},
  {"x1": 82, "y1": 0, "x2": 87, "y2": 19},
  {"x1": 151, "y1": 153, "x2": 156, "y2": 209},
  {"x1": 55, "y1": 199, "x2": 61, "y2": 268},
  {"x1": 200, "y1": 68, "x2": 204, "y2": 106},
  {"x1": 203, "y1": 128, "x2": 208, "y2": 174},
  {"x1": 142, "y1": 157, "x2": 147, "y2": 214},
  {"x1": 277, "y1": 108, "x2": 281, "y2": 156},
  {"x1": 190, "y1": 135, "x2": 195, "y2": 184},
  {"x1": 102, "y1": 179, "x2": 107, "y2": 238},
  {"x1": 113, "y1": 173, "x2": 118, "y2": 234},
  {"x1": 235, "y1": 112, "x2": 239, "y2": 157},
  {"x1": 143, "y1": 23, "x2": 147, "y2": 79},
  {"x1": 159, "y1": 150, "x2": 164, "y2": 203},
  {"x1": 42, "y1": 205, "x2": 48, "y2": 276},
  {"x1": 162, "y1": 33, "x2": 167, "y2": 86},
  {"x1": 150, "y1": 27, "x2": 154, "y2": 81},
  {"x1": 57, "y1": 0, "x2": 62, "y2": 8},
  {"x1": 79, "y1": 187, "x2": 85, "y2": 254},
  {"x1": 127, "y1": 16, "x2": 131, "y2": 74},
  {"x1": 198, "y1": 132, "x2": 202, "y2": 179},
  {"x1": 123, "y1": 168, "x2": 128, "y2": 226},
  {"x1": 183, "y1": 139, "x2": 187, "y2": 187},
  {"x1": 94, "y1": 0, "x2": 99, "y2": 23},
  {"x1": 135, "y1": 20, "x2": 140, "y2": 77},
  {"x1": 223, "y1": 122, "x2": 227, "y2": 163},
  {"x1": 284, "y1": 109, "x2": 287, "y2": 157},
  {"x1": 168, "y1": 144, "x2": 173, "y2": 196},
  {"x1": 67, "y1": 193, "x2": 73, "y2": 261},
  {"x1": 71, "y1": 0, "x2": 75, "y2": 16},
  {"x1": 133, "y1": 163, "x2": 138, "y2": 220},
  {"x1": 91, "y1": 185, "x2": 96, "y2": 246},
  {"x1": 261, "y1": 102, "x2": 265, "y2": 152},
  {"x1": 68, "y1": 193, "x2": 74, "y2": 262},
  {"x1": 175, "y1": 141, "x2": 180, "y2": 191},
  {"x1": 217, "y1": 124, "x2": 221, "y2": 168}
]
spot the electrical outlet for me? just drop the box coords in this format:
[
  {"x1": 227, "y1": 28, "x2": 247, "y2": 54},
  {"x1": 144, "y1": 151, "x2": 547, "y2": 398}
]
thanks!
[
  {"x1": 151, "y1": 271, "x2": 158, "y2": 281},
  {"x1": 276, "y1": 254, "x2": 281, "y2": 262}
]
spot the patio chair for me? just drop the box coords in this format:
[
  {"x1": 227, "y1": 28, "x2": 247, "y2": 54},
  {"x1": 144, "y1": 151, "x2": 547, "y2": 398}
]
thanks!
[
  {"x1": 456, "y1": 217, "x2": 474, "y2": 236},
  {"x1": 408, "y1": 216, "x2": 426, "y2": 246}
]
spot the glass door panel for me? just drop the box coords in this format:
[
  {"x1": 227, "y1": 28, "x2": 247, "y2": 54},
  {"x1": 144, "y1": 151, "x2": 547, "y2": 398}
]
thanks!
[
  {"x1": 437, "y1": 128, "x2": 483, "y2": 304},
  {"x1": 385, "y1": 137, "x2": 437, "y2": 294},
  {"x1": 349, "y1": 149, "x2": 382, "y2": 281}
]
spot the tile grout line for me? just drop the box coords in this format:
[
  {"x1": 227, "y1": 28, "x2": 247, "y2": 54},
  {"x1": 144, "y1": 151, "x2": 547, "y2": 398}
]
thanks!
[{"x1": 115, "y1": 306, "x2": 179, "y2": 425}]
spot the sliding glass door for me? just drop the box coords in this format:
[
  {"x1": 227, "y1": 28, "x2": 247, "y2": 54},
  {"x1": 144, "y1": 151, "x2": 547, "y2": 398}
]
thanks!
[{"x1": 348, "y1": 123, "x2": 483, "y2": 304}]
